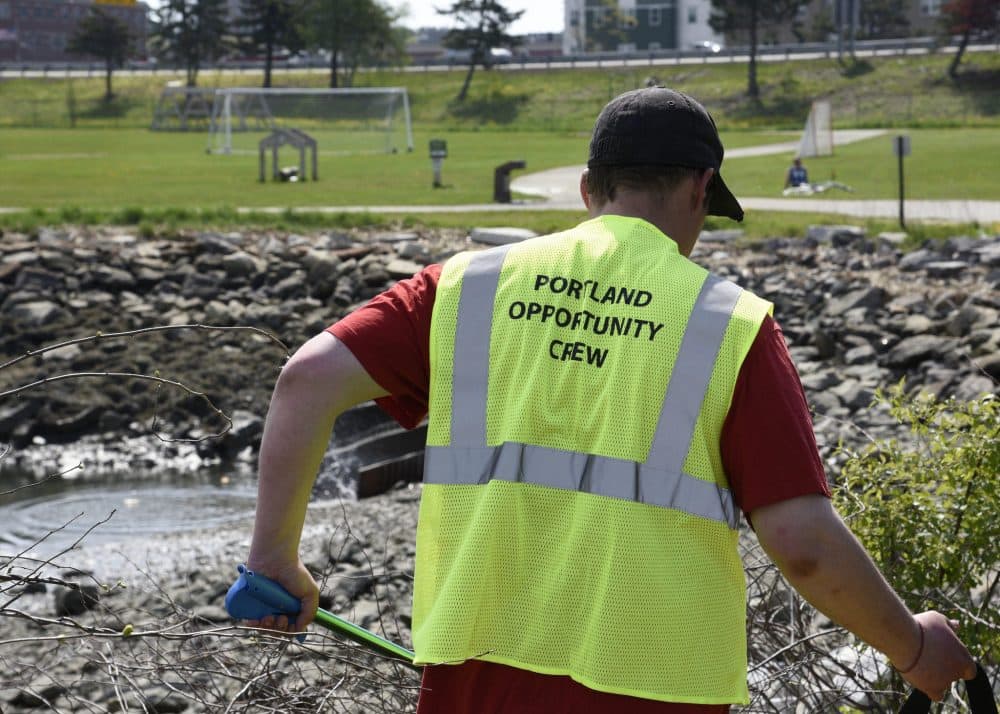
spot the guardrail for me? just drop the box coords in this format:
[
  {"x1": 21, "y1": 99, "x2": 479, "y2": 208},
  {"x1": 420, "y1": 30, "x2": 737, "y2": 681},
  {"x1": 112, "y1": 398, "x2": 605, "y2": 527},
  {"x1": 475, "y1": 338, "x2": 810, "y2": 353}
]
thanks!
[{"x1": 2, "y1": 36, "x2": 997, "y2": 76}]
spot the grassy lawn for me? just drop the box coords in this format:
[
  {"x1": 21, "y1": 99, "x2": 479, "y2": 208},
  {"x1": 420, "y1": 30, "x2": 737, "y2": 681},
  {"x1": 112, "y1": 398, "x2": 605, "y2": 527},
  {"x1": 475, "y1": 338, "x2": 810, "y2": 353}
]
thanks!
[
  {"x1": 1, "y1": 126, "x2": 996, "y2": 209},
  {"x1": 723, "y1": 127, "x2": 1000, "y2": 200},
  {"x1": 0, "y1": 127, "x2": 795, "y2": 210}
]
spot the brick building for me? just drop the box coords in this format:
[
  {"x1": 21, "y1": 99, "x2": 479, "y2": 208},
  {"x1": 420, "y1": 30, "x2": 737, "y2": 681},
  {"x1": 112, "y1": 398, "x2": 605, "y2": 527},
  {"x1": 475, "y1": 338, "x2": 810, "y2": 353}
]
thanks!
[{"x1": 0, "y1": 0, "x2": 149, "y2": 63}]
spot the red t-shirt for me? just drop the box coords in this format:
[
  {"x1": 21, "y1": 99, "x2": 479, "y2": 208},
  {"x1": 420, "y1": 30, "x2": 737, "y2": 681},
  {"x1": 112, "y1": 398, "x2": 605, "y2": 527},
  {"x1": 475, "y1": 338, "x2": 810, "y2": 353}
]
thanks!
[{"x1": 328, "y1": 263, "x2": 830, "y2": 714}]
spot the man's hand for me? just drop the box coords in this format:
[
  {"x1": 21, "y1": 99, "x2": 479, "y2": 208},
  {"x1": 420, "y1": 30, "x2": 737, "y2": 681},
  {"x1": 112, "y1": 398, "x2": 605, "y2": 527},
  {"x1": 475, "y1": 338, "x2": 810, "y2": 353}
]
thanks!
[
  {"x1": 895, "y1": 611, "x2": 976, "y2": 702},
  {"x1": 242, "y1": 557, "x2": 320, "y2": 634}
]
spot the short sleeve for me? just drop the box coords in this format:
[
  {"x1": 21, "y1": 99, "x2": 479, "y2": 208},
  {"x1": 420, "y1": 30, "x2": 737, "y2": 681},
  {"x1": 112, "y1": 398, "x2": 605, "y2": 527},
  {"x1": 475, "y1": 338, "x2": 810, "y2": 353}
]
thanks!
[
  {"x1": 722, "y1": 315, "x2": 831, "y2": 519},
  {"x1": 328, "y1": 264, "x2": 441, "y2": 429}
]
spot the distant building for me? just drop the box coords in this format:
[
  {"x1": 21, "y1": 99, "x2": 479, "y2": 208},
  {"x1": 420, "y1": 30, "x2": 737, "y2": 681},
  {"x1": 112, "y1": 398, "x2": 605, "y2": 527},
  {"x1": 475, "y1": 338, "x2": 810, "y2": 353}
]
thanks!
[
  {"x1": 0, "y1": 0, "x2": 149, "y2": 63},
  {"x1": 716, "y1": 0, "x2": 946, "y2": 46},
  {"x1": 563, "y1": 0, "x2": 721, "y2": 54},
  {"x1": 404, "y1": 27, "x2": 564, "y2": 64}
]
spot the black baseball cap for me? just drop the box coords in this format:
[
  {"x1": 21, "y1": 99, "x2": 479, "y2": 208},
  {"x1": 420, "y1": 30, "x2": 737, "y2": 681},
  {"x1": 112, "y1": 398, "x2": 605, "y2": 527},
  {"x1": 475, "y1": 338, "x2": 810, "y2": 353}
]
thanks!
[{"x1": 587, "y1": 87, "x2": 744, "y2": 222}]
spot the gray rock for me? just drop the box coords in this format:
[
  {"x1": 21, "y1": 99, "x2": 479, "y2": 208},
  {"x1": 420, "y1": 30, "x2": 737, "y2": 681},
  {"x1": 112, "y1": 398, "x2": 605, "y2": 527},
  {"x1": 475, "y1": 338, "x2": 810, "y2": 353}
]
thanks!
[
  {"x1": 469, "y1": 226, "x2": 537, "y2": 245},
  {"x1": 844, "y1": 343, "x2": 876, "y2": 365},
  {"x1": 924, "y1": 261, "x2": 968, "y2": 279},
  {"x1": 886, "y1": 335, "x2": 953, "y2": 369},
  {"x1": 55, "y1": 585, "x2": 100, "y2": 616},
  {"x1": 898, "y1": 249, "x2": 938, "y2": 272},
  {"x1": 221, "y1": 251, "x2": 265, "y2": 279},
  {"x1": 8, "y1": 300, "x2": 65, "y2": 326},
  {"x1": 823, "y1": 287, "x2": 887, "y2": 316},
  {"x1": 806, "y1": 225, "x2": 866, "y2": 245},
  {"x1": 953, "y1": 374, "x2": 995, "y2": 401},
  {"x1": 385, "y1": 258, "x2": 425, "y2": 279},
  {"x1": 901, "y1": 314, "x2": 935, "y2": 336}
]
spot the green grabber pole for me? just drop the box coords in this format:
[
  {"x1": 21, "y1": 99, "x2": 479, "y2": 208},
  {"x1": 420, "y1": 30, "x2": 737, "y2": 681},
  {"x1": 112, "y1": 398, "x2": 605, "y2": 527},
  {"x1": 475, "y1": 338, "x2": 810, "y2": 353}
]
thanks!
[
  {"x1": 312, "y1": 607, "x2": 418, "y2": 668},
  {"x1": 225, "y1": 564, "x2": 418, "y2": 670}
]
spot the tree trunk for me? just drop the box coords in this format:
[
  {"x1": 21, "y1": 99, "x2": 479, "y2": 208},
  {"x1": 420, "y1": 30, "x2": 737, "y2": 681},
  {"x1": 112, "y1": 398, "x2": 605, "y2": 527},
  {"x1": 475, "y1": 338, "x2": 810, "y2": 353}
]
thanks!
[
  {"x1": 104, "y1": 59, "x2": 113, "y2": 102},
  {"x1": 457, "y1": 61, "x2": 476, "y2": 102},
  {"x1": 948, "y1": 28, "x2": 970, "y2": 80},
  {"x1": 264, "y1": 36, "x2": 274, "y2": 88},
  {"x1": 329, "y1": 50, "x2": 340, "y2": 88},
  {"x1": 747, "y1": 0, "x2": 760, "y2": 99}
]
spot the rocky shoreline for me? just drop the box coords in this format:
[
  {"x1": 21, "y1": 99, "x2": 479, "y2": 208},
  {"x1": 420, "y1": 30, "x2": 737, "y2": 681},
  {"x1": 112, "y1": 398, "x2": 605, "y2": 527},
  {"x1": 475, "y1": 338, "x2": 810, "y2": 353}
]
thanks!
[{"x1": 1, "y1": 222, "x2": 999, "y2": 711}]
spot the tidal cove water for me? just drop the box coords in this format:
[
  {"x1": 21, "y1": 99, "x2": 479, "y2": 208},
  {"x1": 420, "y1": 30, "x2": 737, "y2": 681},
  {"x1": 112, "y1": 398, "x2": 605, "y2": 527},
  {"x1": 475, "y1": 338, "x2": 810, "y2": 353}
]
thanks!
[{"x1": 0, "y1": 469, "x2": 258, "y2": 559}]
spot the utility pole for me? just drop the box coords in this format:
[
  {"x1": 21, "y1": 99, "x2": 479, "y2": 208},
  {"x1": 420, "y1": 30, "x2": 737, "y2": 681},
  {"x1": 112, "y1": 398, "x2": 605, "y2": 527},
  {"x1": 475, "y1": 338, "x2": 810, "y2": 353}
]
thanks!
[{"x1": 894, "y1": 135, "x2": 910, "y2": 230}]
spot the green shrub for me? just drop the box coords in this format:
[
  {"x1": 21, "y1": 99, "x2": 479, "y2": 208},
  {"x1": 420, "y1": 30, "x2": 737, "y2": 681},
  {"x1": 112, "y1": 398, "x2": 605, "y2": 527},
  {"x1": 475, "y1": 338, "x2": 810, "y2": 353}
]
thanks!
[{"x1": 834, "y1": 383, "x2": 999, "y2": 663}]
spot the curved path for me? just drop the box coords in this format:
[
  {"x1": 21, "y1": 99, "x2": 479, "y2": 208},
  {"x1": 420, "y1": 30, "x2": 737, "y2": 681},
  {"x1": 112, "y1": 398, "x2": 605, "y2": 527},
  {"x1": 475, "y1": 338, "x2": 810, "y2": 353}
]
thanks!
[{"x1": 508, "y1": 129, "x2": 999, "y2": 225}]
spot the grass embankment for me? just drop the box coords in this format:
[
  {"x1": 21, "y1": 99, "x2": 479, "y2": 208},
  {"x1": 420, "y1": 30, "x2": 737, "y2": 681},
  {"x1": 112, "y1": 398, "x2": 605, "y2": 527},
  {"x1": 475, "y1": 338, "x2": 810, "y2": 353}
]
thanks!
[{"x1": 0, "y1": 52, "x2": 997, "y2": 232}]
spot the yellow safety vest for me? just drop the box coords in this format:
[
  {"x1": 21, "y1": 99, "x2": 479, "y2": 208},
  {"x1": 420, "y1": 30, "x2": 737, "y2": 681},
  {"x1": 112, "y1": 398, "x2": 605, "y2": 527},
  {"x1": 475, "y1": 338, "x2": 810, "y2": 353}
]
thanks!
[{"x1": 413, "y1": 215, "x2": 772, "y2": 704}]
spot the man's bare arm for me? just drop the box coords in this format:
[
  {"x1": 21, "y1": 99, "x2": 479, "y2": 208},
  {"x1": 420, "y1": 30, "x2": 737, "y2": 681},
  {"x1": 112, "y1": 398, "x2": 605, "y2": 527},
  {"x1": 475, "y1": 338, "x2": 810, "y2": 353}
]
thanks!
[
  {"x1": 752, "y1": 494, "x2": 976, "y2": 702},
  {"x1": 245, "y1": 332, "x2": 388, "y2": 631}
]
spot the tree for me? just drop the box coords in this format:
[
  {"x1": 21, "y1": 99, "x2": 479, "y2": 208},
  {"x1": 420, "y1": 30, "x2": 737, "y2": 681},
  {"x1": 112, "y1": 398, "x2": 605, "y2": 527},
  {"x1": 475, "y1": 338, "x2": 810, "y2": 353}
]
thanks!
[
  {"x1": 436, "y1": 0, "x2": 524, "y2": 102},
  {"x1": 66, "y1": 8, "x2": 134, "y2": 102},
  {"x1": 583, "y1": 0, "x2": 634, "y2": 52},
  {"x1": 941, "y1": 0, "x2": 1000, "y2": 79},
  {"x1": 858, "y1": 0, "x2": 910, "y2": 39},
  {"x1": 238, "y1": 0, "x2": 307, "y2": 88},
  {"x1": 709, "y1": 0, "x2": 809, "y2": 100},
  {"x1": 303, "y1": 0, "x2": 406, "y2": 88},
  {"x1": 154, "y1": 0, "x2": 230, "y2": 87}
]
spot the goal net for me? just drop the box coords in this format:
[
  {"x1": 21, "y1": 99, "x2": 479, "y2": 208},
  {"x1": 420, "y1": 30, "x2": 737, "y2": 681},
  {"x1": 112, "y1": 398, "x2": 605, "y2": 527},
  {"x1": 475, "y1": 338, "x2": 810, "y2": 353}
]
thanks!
[
  {"x1": 797, "y1": 100, "x2": 834, "y2": 158},
  {"x1": 151, "y1": 86, "x2": 216, "y2": 131},
  {"x1": 206, "y1": 87, "x2": 414, "y2": 156}
]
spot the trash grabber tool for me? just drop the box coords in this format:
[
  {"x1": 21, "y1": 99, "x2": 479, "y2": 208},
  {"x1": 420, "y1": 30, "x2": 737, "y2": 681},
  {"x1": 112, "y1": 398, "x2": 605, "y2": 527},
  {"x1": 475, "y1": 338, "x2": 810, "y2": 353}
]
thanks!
[
  {"x1": 224, "y1": 564, "x2": 418, "y2": 670},
  {"x1": 899, "y1": 663, "x2": 997, "y2": 714}
]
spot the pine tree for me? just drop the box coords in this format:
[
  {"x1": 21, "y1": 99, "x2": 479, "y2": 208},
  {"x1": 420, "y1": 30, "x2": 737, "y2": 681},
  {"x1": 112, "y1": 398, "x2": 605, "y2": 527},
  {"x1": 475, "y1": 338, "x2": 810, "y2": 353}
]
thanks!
[
  {"x1": 238, "y1": 0, "x2": 306, "y2": 88},
  {"x1": 153, "y1": 0, "x2": 230, "y2": 88},
  {"x1": 437, "y1": 0, "x2": 524, "y2": 102},
  {"x1": 67, "y1": 8, "x2": 134, "y2": 102},
  {"x1": 709, "y1": 0, "x2": 809, "y2": 99}
]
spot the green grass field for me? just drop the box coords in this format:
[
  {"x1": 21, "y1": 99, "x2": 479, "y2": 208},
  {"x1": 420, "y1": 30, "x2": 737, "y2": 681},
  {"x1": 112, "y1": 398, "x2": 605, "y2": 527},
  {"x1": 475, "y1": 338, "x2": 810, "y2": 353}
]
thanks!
[
  {"x1": 1, "y1": 51, "x2": 997, "y2": 234},
  {"x1": 2, "y1": 126, "x2": 996, "y2": 209}
]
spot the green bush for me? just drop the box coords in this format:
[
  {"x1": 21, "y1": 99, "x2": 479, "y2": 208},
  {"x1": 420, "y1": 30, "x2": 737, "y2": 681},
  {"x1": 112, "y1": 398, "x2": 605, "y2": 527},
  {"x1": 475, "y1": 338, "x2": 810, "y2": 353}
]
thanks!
[{"x1": 834, "y1": 383, "x2": 999, "y2": 664}]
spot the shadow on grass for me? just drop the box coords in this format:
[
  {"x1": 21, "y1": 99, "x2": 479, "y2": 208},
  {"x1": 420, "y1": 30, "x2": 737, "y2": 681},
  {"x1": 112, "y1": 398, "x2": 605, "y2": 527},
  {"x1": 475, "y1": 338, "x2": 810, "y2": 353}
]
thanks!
[
  {"x1": 77, "y1": 95, "x2": 140, "y2": 120},
  {"x1": 723, "y1": 92, "x2": 814, "y2": 128},
  {"x1": 840, "y1": 59, "x2": 875, "y2": 78},
  {"x1": 447, "y1": 89, "x2": 531, "y2": 125},
  {"x1": 952, "y1": 69, "x2": 1000, "y2": 116}
]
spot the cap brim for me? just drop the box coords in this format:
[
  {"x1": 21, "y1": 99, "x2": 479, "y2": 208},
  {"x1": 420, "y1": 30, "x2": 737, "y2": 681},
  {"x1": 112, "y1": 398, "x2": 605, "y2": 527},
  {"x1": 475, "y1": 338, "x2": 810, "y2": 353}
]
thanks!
[{"x1": 709, "y1": 173, "x2": 744, "y2": 222}]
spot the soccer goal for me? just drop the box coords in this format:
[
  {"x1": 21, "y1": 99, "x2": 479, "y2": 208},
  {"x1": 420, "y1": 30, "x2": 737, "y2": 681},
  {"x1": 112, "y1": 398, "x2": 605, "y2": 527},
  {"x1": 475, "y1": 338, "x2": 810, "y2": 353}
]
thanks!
[
  {"x1": 151, "y1": 86, "x2": 217, "y2": 131},
  {"x1": 797, "y1": 100, "x2": 834, "y2": 158},
  {"x1": 206, "y1": 87, "x2": 414, "y2": 156}
]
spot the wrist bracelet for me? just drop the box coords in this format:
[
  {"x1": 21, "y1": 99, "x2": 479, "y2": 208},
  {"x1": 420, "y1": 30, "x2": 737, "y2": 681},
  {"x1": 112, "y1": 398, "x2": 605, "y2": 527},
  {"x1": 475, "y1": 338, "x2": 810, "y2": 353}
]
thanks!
[{"x1": 896, "y1": 621, "x2": 925, "y2": 674}]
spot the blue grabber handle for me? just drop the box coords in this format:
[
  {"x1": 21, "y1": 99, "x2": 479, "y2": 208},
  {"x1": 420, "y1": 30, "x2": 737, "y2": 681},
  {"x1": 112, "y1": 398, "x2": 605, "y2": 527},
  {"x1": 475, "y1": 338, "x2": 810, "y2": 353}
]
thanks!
[{"x1": 225, "y1": 564, "x2": 418, "y2": 669}]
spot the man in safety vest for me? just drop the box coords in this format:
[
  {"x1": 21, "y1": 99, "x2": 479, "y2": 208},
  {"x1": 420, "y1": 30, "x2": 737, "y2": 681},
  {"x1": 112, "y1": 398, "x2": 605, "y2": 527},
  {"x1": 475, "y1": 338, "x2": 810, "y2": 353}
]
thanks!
[{"x1": 244, "y1": 87, "x2": 975, "y2": 712}]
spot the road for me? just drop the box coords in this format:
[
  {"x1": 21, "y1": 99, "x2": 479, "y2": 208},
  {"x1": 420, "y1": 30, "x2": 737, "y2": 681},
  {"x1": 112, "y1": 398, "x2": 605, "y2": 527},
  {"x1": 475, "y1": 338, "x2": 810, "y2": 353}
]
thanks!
[{"x1": 2, "y1": 42, "x2": 996, "y2": 79}]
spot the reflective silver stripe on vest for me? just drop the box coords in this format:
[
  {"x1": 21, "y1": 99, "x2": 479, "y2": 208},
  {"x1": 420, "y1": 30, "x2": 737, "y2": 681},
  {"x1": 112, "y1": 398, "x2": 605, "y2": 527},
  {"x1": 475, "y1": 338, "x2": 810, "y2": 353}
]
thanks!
[
  {"x1": 428, "y1": 252, "x2": 742, "y2": 529},
  {"x1": 450, "y1": 244, "x2": 515, "y2": 446}
]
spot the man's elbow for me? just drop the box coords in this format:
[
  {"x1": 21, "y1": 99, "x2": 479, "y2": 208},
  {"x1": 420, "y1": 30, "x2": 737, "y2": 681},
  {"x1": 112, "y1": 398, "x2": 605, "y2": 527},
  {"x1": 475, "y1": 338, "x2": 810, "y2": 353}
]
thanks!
[{"x1": 752, "y1": 495, "x2": 838, "y2": 579}]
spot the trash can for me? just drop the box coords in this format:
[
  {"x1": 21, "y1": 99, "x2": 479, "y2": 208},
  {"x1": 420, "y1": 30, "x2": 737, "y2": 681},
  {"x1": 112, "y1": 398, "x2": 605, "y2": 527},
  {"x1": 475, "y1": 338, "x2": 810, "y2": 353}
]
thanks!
[{"x1": 494, "y1": 160, "x2": 526, "y2": 203}]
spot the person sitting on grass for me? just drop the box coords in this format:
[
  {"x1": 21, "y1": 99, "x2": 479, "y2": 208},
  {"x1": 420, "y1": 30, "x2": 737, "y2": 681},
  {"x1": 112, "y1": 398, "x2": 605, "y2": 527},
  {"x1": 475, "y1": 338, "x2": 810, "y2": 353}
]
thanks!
[{"x1": 785, "y1": 157, "x2": 810, "y2": 189}]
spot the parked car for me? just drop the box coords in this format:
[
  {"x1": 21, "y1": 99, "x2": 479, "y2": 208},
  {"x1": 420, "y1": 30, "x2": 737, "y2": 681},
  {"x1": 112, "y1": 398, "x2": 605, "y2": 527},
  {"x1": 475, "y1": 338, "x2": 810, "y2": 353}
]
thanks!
[{"x1": 693, "y1": 40, "x2": 722, "y2": 54}]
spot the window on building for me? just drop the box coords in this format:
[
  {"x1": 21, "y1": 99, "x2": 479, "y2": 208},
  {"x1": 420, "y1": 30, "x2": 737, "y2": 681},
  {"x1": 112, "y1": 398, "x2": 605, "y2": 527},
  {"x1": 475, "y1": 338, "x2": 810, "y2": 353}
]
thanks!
[
  {"x1": 921, "y1": 0, "x2": 941, "y2": 14},
  {"x1": 649, "y1": 7, "x2": 661, "y2": 26},
  {"x1": 621, "y1": 7, "x2": 636, "y2": 28},
  {"x1": 0, "y1": 2, "x2": 9, "y2": 21},
  {"x1": 688, "y1": 7, "x2": 697, "y2": 23},
  {"x1": 570, "y1": 9, "x2": 579, "y2": 26}
]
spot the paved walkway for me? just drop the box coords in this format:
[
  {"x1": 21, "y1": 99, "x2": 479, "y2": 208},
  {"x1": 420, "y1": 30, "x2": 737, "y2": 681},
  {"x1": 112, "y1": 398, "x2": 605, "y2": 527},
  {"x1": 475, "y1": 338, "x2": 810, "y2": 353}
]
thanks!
[{"x1": 508, "y1": 129, "x2": 1000, "y2": 224}]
